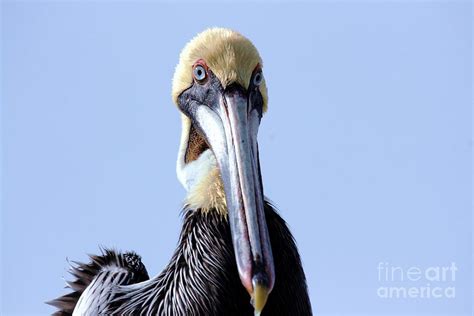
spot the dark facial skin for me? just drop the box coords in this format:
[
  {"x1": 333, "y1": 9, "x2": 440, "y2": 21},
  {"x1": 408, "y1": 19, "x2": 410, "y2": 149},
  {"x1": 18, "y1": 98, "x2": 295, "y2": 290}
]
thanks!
[{"x1": 177, "y1": 66, "x2": 264, "y2": 140}]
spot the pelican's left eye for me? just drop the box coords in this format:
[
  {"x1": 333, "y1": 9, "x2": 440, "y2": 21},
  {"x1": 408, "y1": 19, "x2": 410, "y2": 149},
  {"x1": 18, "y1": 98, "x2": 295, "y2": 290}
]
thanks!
[
  {"x1": 253, "y1": 71, "x2": 263, "y2": 86},
  {"x1": 193, "y1": 65, "x2": 207, "y2": 82}
]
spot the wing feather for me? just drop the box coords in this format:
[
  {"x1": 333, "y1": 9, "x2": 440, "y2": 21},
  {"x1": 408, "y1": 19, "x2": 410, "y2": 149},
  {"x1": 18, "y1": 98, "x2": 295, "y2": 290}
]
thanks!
[{"x1": 47, "y1": 248, "x2": 149, "y2": 316}]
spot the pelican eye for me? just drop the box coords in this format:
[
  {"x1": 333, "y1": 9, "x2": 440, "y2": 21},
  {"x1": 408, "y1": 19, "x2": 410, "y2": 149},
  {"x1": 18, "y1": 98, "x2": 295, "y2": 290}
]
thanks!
[
  {"x1": 253, "y1": 71, "x2": 263, "y2": 86},
  {"x1": 193, "y1": 65, "x2": 207, "y2": 82}
]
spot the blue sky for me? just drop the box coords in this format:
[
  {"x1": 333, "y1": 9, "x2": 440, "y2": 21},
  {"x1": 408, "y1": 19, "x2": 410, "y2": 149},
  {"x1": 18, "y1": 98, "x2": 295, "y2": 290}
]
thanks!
[{"x1": 1, "y1": 1, "x2": 472, "y2": 315}]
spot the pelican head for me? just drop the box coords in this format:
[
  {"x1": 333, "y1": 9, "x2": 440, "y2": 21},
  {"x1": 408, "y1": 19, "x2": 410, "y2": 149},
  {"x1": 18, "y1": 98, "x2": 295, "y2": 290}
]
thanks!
[{"x1": 173, "y1": 28, "x2": 273, "y2": 313}]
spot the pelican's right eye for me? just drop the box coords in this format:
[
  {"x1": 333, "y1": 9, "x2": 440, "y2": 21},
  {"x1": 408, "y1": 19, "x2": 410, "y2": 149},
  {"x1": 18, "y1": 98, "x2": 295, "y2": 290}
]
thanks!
[{"x1": 193, "y1": 65, "x2": 207, "y2": 83}]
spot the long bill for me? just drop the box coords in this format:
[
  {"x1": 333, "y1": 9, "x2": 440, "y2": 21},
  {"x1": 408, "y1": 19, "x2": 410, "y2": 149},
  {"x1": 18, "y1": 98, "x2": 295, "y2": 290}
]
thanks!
[{"x1": 193, "y1": 84, "x2": 275, "y2": 313}]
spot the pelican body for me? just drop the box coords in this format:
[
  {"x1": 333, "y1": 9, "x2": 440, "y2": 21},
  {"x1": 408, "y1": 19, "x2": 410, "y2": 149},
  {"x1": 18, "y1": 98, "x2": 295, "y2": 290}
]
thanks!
[{"x1": 49, "y1": 28, "x2": 312, "y2": 316}]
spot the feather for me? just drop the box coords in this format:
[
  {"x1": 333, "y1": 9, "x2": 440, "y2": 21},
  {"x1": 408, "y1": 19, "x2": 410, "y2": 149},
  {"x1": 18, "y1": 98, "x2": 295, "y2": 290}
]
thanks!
[{"x1": 47, "y1": 249, "x2": 149, "y2": 315}]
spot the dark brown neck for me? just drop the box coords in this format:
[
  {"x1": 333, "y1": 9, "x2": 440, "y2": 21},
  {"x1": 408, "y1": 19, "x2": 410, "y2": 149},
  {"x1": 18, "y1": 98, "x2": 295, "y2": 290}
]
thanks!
[{"x1": 109, "y1": 202, "x2": 312, "y2": 315}]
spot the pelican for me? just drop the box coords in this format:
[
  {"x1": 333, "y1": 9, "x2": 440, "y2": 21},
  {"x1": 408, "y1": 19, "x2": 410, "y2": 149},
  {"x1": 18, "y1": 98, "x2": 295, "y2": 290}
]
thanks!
[{"x1": 49, "y1": 28, "x2": 312, "y2": 315}]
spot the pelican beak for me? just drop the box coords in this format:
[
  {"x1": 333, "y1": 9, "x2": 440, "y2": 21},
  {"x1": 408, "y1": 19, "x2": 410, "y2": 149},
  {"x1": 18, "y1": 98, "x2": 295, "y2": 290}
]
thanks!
[{"x1": 190, "y1": 83, "x2": 275, "y2": 313}]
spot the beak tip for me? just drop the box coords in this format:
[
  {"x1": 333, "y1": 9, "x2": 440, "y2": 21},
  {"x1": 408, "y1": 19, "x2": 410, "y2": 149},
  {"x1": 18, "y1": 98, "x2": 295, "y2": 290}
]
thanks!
[{"x1": 252, "y1": 277, "x2": 270, "y2": 315}]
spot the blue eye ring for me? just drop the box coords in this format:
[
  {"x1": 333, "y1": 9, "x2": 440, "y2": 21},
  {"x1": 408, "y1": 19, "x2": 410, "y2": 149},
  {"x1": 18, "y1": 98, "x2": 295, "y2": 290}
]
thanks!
[
  {"x1": 253, "y1": 71, "x2": 263, "y2": 86},
  {"x1": 193, "y1": 64, "x2": 207, "y2": 82}
]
